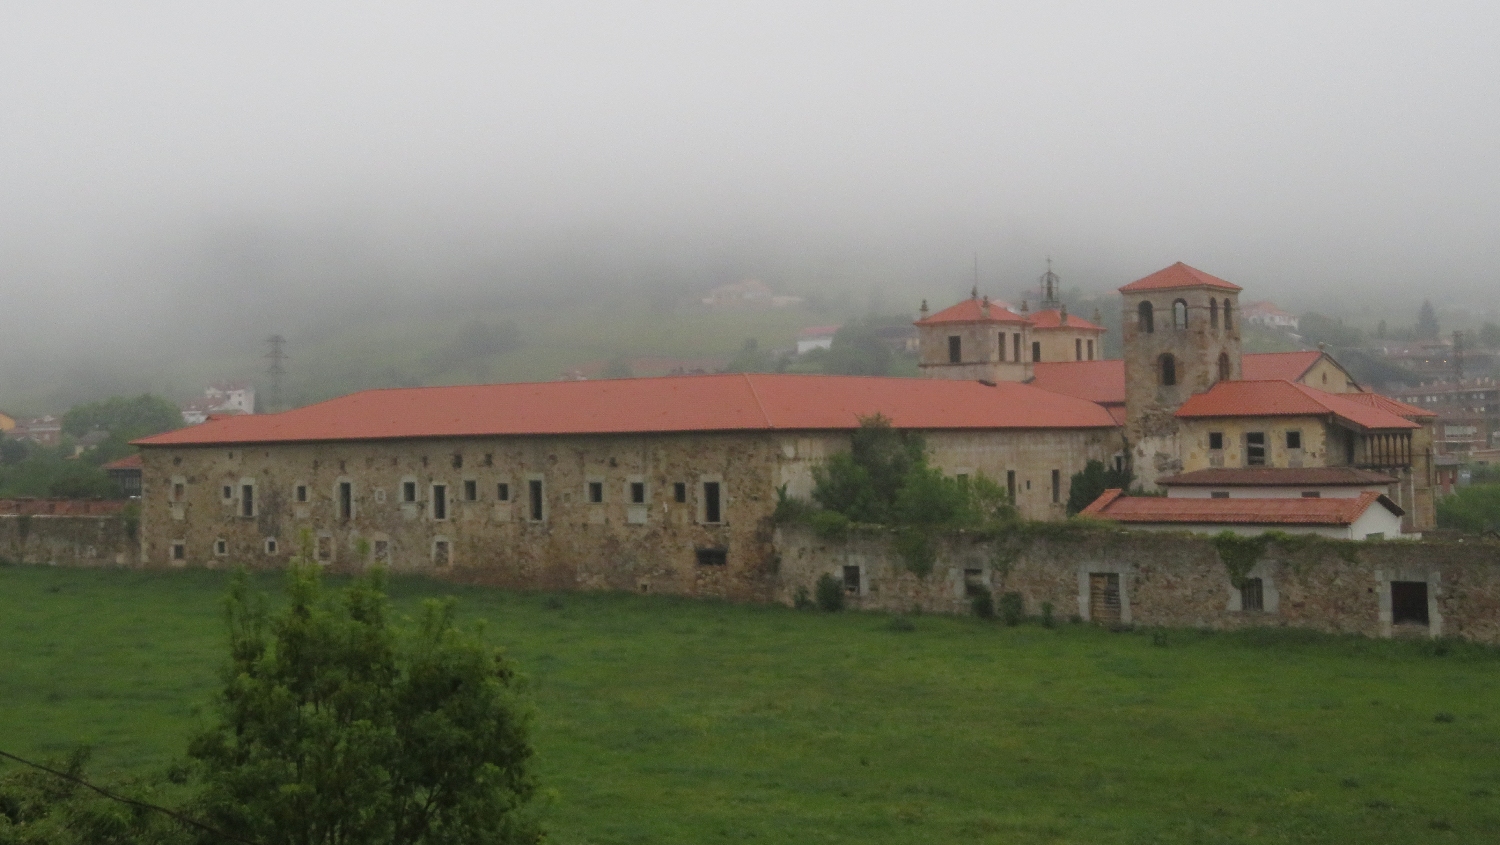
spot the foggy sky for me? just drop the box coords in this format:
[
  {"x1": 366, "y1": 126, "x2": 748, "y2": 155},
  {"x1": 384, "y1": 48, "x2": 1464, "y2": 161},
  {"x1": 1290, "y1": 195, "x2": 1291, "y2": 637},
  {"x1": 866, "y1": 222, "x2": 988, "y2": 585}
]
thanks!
[{"x1": 4, "y1": 3, "x2": 1499, "y2": 376}]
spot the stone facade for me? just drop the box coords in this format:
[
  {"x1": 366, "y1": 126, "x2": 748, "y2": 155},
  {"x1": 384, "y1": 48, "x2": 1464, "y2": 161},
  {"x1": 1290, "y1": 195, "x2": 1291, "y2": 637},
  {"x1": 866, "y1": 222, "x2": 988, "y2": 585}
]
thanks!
[
  {"x1": 0, "y1": 500, "x2": 137, "y2": 567},
  {"x1": 775, "y1": 524, "x2": 1500, "y2": 643}
]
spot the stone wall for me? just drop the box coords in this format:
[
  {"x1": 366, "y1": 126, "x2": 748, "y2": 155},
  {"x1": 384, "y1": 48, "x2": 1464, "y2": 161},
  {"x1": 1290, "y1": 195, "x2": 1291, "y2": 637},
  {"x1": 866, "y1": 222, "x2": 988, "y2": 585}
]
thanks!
[
  {"x1": 0, "y1": 499, "x2": 137, "y2": 567},
  {"x1": 775, "y1": 523, "x2": 1500, "y2": 643}
]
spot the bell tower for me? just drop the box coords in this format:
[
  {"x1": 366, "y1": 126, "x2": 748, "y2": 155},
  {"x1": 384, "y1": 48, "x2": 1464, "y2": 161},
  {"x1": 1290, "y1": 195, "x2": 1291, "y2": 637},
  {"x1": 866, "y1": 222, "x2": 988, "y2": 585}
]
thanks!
[{"x1": 1120, "y1": 262, "x2": 1243, "y2": 488}]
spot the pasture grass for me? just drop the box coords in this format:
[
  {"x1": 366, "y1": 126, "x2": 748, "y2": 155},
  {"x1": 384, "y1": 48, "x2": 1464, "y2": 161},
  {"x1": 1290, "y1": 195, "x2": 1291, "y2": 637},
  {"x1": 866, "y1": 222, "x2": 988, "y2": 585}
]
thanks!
[{"x1": 2, "y1": 564, "x2": 1498, "y2": 843}]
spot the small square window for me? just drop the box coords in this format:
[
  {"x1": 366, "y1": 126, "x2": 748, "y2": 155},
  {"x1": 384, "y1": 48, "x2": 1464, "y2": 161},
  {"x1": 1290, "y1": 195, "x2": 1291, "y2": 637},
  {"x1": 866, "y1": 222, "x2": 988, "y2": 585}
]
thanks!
[
  {"x1": 463, "y1": 479, "x2": 478, "y2": 501},
  {"x1": 588, "y1": 481, "x2": 603, "y2": 503},
  {"x1": 295, "y1": 485, "x2": 308, "y2": 503},
  {"x1": 843, "y1": 565, "x2": 861, "y2": 594},
  {"x1": 1240, "y1": 578, "x2": 1264, "y2": 612},
  {"x1": 695, "y1": 547, "x2": 727, "y2": 566},
  {"x1": 402, "y1": 481, "x2": 418, "y2": 503},
  {"x1": 1286, "y1": 431, "x2": 1302, "y2": 450},
  {"x1": 214, "y1": 539, "x2": 227, "y2": 556},
  {"x1": 222, "y1": 485, "x2": 233, "y2": 501},
  {"x1": 1208, "y1": 432, "x2": 1224, "y2": 450},
  {"x1": 497, "y1": 482, "x2": 510, "y2": 501},
  {"x1": 264, "y1": 537, "x2": 278, "y2": 555},
  {"x1": 630, "y1": 481, "x2": 646, "y2": 504},
  {"x1": 171, "y1": 542, "x2": 185, "y2": 561},
  {"x1": 673, "y1": 482, "x2": 687, "y2": 503}
]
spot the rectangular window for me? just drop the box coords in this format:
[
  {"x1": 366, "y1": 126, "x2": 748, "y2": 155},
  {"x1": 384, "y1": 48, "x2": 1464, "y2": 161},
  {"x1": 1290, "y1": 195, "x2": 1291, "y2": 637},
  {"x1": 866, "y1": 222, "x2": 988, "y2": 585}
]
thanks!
[
  {"x1": 947, "y1": 335, "x2": 961, "y2": 363},
  {"x1": 463, "y1": 479, "x2": 478, "y2": 501},
  {"x1": 1391, "y1": 581, "x2": 1429, "y2": 625},
  {"x1": 1240, "y1": 578, "x2": 1264, "y2": 612},
  {"x1": 1208, "y1": 432, "x2": 1224, "y2": 450},
  {"x1": 630, "y1": 481, "x2": 646, "y2": 504},
  {"x1": 296, "y1": 484, "x2": 308, "y2": 503},
  {"x1": 265, "y1": 538, "x2": 278, "y2": 555},
  {"x1": 1075, "y1": 338, "x2": 1083, "y2": 361},
  {"x1": 1007, "y1": 470, "x2": 1016, "y2": 501},
  {"x1": 1286, "y1": 430, "x2": 1302, "y2": 450},
  {"x1": 528, "y1": 479, "x2": 544, "y2": 521},
  {"x1": 997, "y1": 332, "x2": 1006, "y2": 361},
  {"x1": 1087, "y1": 339, "x2": 1095, "y2": 360},
  {"x1": 843, "y1": 565, "x2": 861, "y2": 594},
  {"x1": 497, "y1": 482, "x2": 510, "y2": 501},
  {"x1": 338, "y1": 481, "x2": 352, "y2": 521},
  {"x1": 172, "y1": 482, "x2": 185, "y2": 501},
  {"x1": 221, "y1": 485, "x2": 233, "y2": 501},
  {"x1": 695, "y1": 547, "x2": 727, "y2": 566},
  {"x1": 1301, "y1": 491, "x2": 1321, "y2": 498},
  {"x1": 431, "y1": 484, "x2": 448, "y2": 520},
  {"x1": 674, "y1": 482, "x2": 687, "y2": 503},
  {"x1": 316, "y1": 535, "x2": 332, "y2": 561},
  {"x1": 1032, "y1": 341, "x2": 1041, "y2": 362},
  {"x1": 171, "y1": 542, "x2": 185, "y2": 561},
  {"x1": 1210, "y1": 491, "x2": 1230, "y2": 499},
  {"x1": 1246, "y1": 432, "x2": 1266, "y2": 466},
  {"x1": 1013, "y1": 333, "x2": 1021, "y2": 362},
  {"x1": 587, "y1": 481, "x2": 603, "y2": 503},
  {"x1": 373, "y1": 539, "x2": 389, "y2": 561},
  {"x1": 1051, "y1": 469, "x2": 1060, "y2": 504},
  {"x1": 214, "y1": 539, "x2": 228, "y2": 556},
  {"x1": 241, "y1": 484, "x2": 254, "y2": 518},
  {"x1": 402, "y1": 481, "x2": 417, "y2": 503},
  {"x1": 703, "y1": 481, "x2": 722, "y2": 523},
  {"x1": 434, "y1": 540, "x2": 451, "y2": 567}
]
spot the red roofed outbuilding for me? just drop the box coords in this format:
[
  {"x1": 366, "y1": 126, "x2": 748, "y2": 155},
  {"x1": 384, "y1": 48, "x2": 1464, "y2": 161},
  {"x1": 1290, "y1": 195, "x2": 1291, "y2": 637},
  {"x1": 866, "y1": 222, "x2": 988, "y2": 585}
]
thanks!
[{"x1": 1082, "y1": 488, "x2": 1409, "y2": 540}]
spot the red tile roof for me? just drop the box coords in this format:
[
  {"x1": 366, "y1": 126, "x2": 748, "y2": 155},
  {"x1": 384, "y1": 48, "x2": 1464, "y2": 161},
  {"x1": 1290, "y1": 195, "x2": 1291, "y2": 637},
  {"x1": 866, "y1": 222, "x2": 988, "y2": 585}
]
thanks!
[
  {"x1": 1028, "y1": 308, "x2": 1104, "y2": 331},
  {"x1": 1157, "y1": 467, "x2": 1398, "y2": 487},
  {"x1": 133, "y1": 373, "x2": 1119, "y2": 447},
  {"x1": 1118, "y1": 262, "x2": 1243, "y2": 293},
  {"x1": 1031, "y1": 360, "x2": 1125, "y2": 405},
  {"x1": 102, "y1": 454, "x2": 143, "y2": 471},
  {"x1": 1082, "y1": 489, "x2": 1402, "y2": 526},
  {"x1": 916, "y1": 297, "x2": 1029, "y2": 325},
  {"x1": 1339, "y1": 391, "x2": 1437, "y2": 420},
  {"x1": 1240, "y1": 350, "x2": 1324, "y2": 382},
  {"x1": 1175, "y1": 380, "x2": 1418, "y2": 431}
]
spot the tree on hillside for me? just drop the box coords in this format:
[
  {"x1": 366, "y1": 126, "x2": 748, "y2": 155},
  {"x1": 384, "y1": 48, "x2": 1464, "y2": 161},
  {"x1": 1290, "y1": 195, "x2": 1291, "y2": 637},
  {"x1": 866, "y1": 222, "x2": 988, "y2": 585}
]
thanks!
[
  {"x1": 1416, "y1": 300, "x2": 1440, "y2": 340},
  {"x1": 62, "y1": 395, "x2": 181, "y2": 441},
  {"x1": 188, "y1": 559, "x2": 541, "y2": 845}
]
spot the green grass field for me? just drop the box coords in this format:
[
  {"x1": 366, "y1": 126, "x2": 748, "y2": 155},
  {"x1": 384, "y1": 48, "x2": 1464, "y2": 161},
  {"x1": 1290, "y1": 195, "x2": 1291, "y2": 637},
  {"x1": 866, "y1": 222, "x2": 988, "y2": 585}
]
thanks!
[{"x1": 2, "y1": 565, "x2": 1498, "y2": 844}]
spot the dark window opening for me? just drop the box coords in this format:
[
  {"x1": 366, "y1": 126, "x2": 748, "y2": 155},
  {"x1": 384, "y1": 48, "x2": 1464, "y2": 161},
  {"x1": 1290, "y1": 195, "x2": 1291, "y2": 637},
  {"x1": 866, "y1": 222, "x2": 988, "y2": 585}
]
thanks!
[
  {"x1": 172, "y1": 482, "x2": 184, "y2": 501},
  {"x1": 431, "y1": 485, "x2": 448, "y2": 520},
  {"x1": 963, "y1": 568, "x2": 987, "y2": 597},
  {"x1": 463, "y1": 479, "x2": 478, "y2": 501},
  {"x1": 1209, "y1": 432, "x2": 1224, "y2": 450},
  {"x1": 1087, "y1": 339, "x2": 1095, "y2": 360},
  {"x1": 587, "y1": 481, "x2": 603, "y2": 503},
  {"x1": 703, "y1": 482, "x2": 722, "y2": 523},
  {"x1": 171, "y1": 542, "x2": 185, "y2": 561},
  {"x1": 1075, "y1": 338, "x2": 1083, "y2": 361},
  {"x1": 482, "y1": 453, "x2": 493, "y2": 467},
  {"x1": 1032, "y1": 341, "x2": 1041, "y2": 362},
  {"x1": 1217, "y1": 352, "x2": 1231, "y2": 382},
  {"x1": 673, "y1": 482, "x2": 687, "y2": 503},
  {"x1": 451, "y1": 453, "x2": 463, "y2": 469},
  {"x1": 1345, "y1": 431, "x2": 1356, "y2": 464},
  {"x1": 630, "y1": 481, "x2": 646, "y2": 504},
  {"x1": 695, "y1": 547, "x2": 727, "y2": 566},
  {"x1": 1138, "y1": 301, "x2": 1154, "y2": 334},
  {"x1": 1160, "y1": 353, "x2": 1176, "y2": 386},
  {"x1": 1012, "y1": 333, "x2": 1021, "y2": 361},
  {"x1": 296, "y1": 484, "x2": 308, "y2": 503},
  {"x1": 997, "y1": 332, "x2": 1006, "y2": 361},
  {"x1": 528, "y1": 479, "x2": 544, "y2": 521},
  {"x1": 1301, "y1": 491, "x2": 1321, "y2": 498},
  {"x1": 1391, "y1": 581, "x2": 1429, "y2": 625},
  {"x1": 434, "y1": 540, "x2": 451, "y2": 567},
  {"x1": 1240, "y1": 578, "x2": 1264, "y2": 612},
  {"x1": 222, "y1": 485, "x2": 232, "y2": 500},
  {"x1": 241, "y1": 484, "x2": 254, "y2": 518},
  {"x1": 265, "y1": 538, "x2": 278, "y2": 555},
  {"x1": 497, "y1": 482, "x2": 510, "y2": 501},
  {"x1": 1246, "y1": 432, "x2": 1266, "y2": 466},
  {"x1": 1210, "y1": 298, "x2": 1219, "y2": 328},
  {"x1": 316, "y1": 535, "x2": 332, "y2": 561},
  {"x1": 1051, "y1": 469, "x2": 1061, "y2": 504},
  {"x1": 1286, "y1": 430, "x2": 1302, "y2": 450},
  {"x1": 402, "y1": 481, "x2": 417, "y2": 503},
  {"x1": 1006, "y1": 470, "x2": 1016, "y2": 501},
  {"x1": 1223, "y1": 299, "x2": 1233, "y2": 330},
  {"x1": 843, "y1": 565, "x2": 861, "y2": 594},
  {"x1": 1173, "y1": 298, "x2": 1188, "y2": 329},
  {"x1": 214, "y1": 539, "x2": 227, "y2": 556},
  {"x1": 373, "y1": 539, "x2": 389, "y2": 560},
  {"x1": 947, "y1": 335, "x2": 962, "y2": 364},
  {"x1": 1210, "y1": 491, "x2": 1230, "y2": 499},
  {"x1": 338, "y1": 481, "x2": 352, "y2": 521}
]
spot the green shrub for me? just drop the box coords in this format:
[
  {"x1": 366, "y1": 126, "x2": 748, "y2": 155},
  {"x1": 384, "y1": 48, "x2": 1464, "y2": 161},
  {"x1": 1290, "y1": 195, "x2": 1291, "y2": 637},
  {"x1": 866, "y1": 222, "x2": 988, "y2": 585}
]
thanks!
[
  {"x1": 970, "y1": 590, "x2": 995, "y2": 619},
  {"x1": 1437, "y1": 483, "x2": 1500, "y2": 533},
  {"x1": 998, "y1": 592, "x2": 1024, "y2": 626},
  {"x1": 793, "y1": 587, "x2": 814, "y2": 610},
  {"x1": 806, "y1": 510, "x2": 852, "y2": 541},
  {"x1": 815, "y1": 574, "x2": 845, "y2": 612},
  {"x1": 1040, "y1": 601, "x2": 1055, "y2": 628},
  {"x1": 1066, "y1": 459, "x2": 1133, "y2": 515},
  {"x1": 893, "y1": 528, "x2": 935, "y2": 577},
  {"x1": 772, "y1": 485, "x2": 815, "y2": 524}
]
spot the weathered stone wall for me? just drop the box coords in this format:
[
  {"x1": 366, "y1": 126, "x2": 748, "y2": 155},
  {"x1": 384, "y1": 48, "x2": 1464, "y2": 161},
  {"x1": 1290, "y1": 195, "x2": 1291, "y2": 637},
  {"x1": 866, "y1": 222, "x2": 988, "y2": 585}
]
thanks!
[
  {"x1": 775, "y1": 523, "x2": 1500, "y2": 643},
  {"x1": 0, "y1": 500, "x2": 137, "y2": 567},
  {"x1": 916, "y1": 319, "x2": 1032, "y2": 383},
  {"x1": 1032, "y1": 325, "x2": 1101, "y2": 364}
]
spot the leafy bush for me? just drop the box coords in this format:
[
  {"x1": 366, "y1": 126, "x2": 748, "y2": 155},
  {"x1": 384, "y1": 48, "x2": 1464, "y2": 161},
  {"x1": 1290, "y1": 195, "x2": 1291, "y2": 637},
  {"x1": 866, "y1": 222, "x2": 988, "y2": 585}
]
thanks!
[
  {"x1": 893, "y1": 528, "x2": 935, "y2": 577},
  {"x1": 970, "y1": 590, "x2": 995, "y2": 619},
  {"x1": 793, "y1": 587, "x2": 814, "y2": 610},
  {"x1": 1437, "y1": 484, "x2": 1500, "y2": 533},
  {"x1": 806, "y1": 510, "x2": 852, "y2": 541},
  {"x1": 1066, "y1": 460, "x2": 1133, "y2": 515},
  {"x1": 998, "y1": 592, "x2": 1024, "y2": 627},
  {"x1": 814, "y1": 574, "x2": 845, "y2": 612}
]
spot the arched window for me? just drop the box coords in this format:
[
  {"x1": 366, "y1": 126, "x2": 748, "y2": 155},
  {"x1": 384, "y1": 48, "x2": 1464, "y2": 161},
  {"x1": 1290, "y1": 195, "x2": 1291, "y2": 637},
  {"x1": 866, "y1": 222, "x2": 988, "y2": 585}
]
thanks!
[
  {"x1": 1210, "y1": 298, "x2": 1219, "y2": 329},
  {"x1": 1217, "y1": 352, "x2": 1231, "y2": 382},
  {"x1": 1138, "y1": 301, "x2": 1154, "y2": 334},
  {"x1": 1223, "y1": 299, "x2": 1233, "y2": 330},
  {"x1": 1173, "y1": 299, "x2": 1188, "y2": 330},
  {"x1": 1160, "y1": 353, "x2": 1177, "y2": 386}
]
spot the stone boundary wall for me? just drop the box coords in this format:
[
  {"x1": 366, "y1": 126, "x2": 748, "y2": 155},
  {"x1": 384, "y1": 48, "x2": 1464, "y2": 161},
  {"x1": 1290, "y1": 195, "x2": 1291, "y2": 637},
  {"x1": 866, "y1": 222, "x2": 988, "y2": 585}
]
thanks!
[
  {"x1": 0, "y1": 500, "x2": 138, "y2": 568},
  {"x1": 774, "y1": 524, "x2": 1500, "y2": 644}
]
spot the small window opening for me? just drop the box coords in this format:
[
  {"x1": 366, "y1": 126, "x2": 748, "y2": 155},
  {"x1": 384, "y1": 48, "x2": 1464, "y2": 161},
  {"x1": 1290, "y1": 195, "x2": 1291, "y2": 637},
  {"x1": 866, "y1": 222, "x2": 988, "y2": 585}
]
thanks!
[
  {"x1": 1208, "y1": 432, "x2": 1224, "y2": 450},
  {"x1": 1138, "y1": 301, "x2": 1154, "y2": 334},
  {"x1": 497, "y1": 482, "x2": 510, "y2": 501},
  {"x1": 1012, "y1": 333, "x2": 1021, "y2": 361},
  {"x1": 1031, "y1": 341, "x2": 1041, "y2": 362},
  {"x1": 588, "y1": 481, "x2": 603, "y2": 503},
  {"x1": 1087, "y1": 339, "x2": 1095, "y2": 360},
  {"x1": 337, "y1": 482, "x2": 352, "y2": 521},
  {"x1": 1006, "y1": 470, "x2": 1016, "y2": 501},
  {"x1": 172, "y1": 482, "x2": 185, "y2": 501},
  {"x1": 1075, "y1": 338, "x2": 1083, "y2": 361},
  {"x1": 630, "y1": 481, "x2": 646, "y2": 504},
  {"x1": 431, "y1": 484, "x2": 448, "y2": 520},
  {"x1": 1210, "y1": 491, "x2": 1230, "y2": 499},
  {"x1": 240, "y1": 484, "x2": 254, "y2": 518},
  {"x1": 1173, "y1": 298, "x2": 1188, "y2": 329},
  {"x1": 1160, "y1": 353, "x2": 1177, "y2": 386},
  {"x1": 528, "y1": 479, "x2": 544, "y2": 521},
  {"x1": 1246, "y1": 432, "x2": 1266, "y2": 466},
  {"x1": 402, "y1": 481, "x2": 417, "y2": 503},
  {"x1": 963, "y1": 568, "x2": 987, "y2": 597},
  {"x1": 674, "y1": 482, "x2": 687, "y2": 503},
  {"x1": 221, "y1": 485, "x2": 232, "y2": 501},
  {"x1": 264, "y1": 538, "x2": 278, "y2": 555},
  {"x1": 997, "y1": 332, "x2": 1006, "y2": 361},
  {"x1": 843, "y1": 565, "x2": 861, "y2": 594},
  {"x1": 1391, "y1": 581, "x2": 1429, "y2": 625},
  {"x1": 295, "y1": 484, "x2": 308, "y2": 503},
  {"x1": 1286, "y1": 430, "x2": 1302, "y2": 450},
  {"x1": 695, "y1": 547, "x2": 728, "y2": 566},
  {"x1": 947, "y1": 335, "x2": 961, "y2": 364},
  {"x1": 433, "y1": 540, "x2": 451, "y2": 567},
  {"x1": 451, "y1": 453, "x2": 463, "y2": 469},
  {"x1": 1217, "y1": 352, "x2": 1231, "y2": 382},
  {"x1": 703, "y1": 481, "x2": 722, "y2": 523},
  {"x1": 1223, "y1": 299, "x2": 1233, "y2": 330},
  {"x1": 1051, "y1": 469, "x2": 1061, "y2": 504},
  {"x1": 482, "y1": 453, "x2": 493, "y2": 467},
  {"x1": 214, "y1": 539, "x2": 227, "y2": 556},
  {"x1": 373, "y1": 539, "x2": 389, "y2": 562},
  {"x1": 1240, "y1": 578, "x2": 1264, "y2": 612},
  {"x1": 1210, "y1": 298, "x2": 1219, "y2": 328},
  {"x1": 316, "y1": 535, "x2": 332, "y2": 562},
  {"x1": 171, "y1": 542, "x2": 185, "y2": 561},
  {"x1": 463, "y1": 479, "x2": 478, "y2": 501},
  {"x1": 1301, "y1": 491, "x2": 1321, "y2": 498}
]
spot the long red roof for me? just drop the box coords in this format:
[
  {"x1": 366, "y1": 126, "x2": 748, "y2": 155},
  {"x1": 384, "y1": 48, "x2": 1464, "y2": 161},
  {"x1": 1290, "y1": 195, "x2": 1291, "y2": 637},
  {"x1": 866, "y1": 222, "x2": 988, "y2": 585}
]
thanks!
[
  {"x1": 916, "y1": 297, "x2": 1029, "y2": 325},
  {"x1": 1082, "y1": 489, "x2": 1401, "y2": 526},
  {"x1": 133, "y1": 373, "x2": 1119, "y2": 447},
  {"x1": 1339, "y1": 391, "x2": 1436, "y2": 420},
  {"x1": 1175, "y1": 380, "x2": 1418, "y2": 431},
  {"x1": 1118, "y1": 262, "x2": 1243, "y2": 293},
  {"x1": 1031, "y1": 360, "x2": 1125, "y2": 405},
  {"x1": 1240, "y1": 350, "x2": 1324, "y2": 382}
]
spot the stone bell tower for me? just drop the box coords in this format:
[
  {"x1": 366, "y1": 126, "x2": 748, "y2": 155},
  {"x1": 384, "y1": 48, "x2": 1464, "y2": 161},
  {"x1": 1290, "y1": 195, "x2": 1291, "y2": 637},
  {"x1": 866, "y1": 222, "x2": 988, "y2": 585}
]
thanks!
[{"x1": 1120, "y1": 262, "x2": 1243, "y2": 488}]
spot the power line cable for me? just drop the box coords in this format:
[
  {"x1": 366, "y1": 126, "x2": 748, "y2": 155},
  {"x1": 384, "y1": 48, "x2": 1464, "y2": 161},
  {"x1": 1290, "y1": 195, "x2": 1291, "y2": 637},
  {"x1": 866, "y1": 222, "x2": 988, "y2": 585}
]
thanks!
[{"x1": 0, "y1": 748, "x2": 262, "y2": 845}]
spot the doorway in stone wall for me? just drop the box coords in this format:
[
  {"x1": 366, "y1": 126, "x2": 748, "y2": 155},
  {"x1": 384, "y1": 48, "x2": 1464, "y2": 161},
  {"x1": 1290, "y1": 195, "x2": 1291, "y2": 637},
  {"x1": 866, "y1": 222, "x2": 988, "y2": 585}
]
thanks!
[
  {"x1": 1089, "y1": 572, "x2": 1120, "y2": 624},
  {"x1": 1391, "y1": 580, "x2": 1429, "y2": 627}
]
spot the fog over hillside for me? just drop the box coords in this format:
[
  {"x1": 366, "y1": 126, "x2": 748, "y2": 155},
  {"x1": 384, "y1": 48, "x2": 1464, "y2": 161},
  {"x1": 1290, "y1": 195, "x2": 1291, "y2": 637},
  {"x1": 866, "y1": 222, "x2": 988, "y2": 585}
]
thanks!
[{"x1": 4, "y1": 3, "x2": 1498, "y2": 408}]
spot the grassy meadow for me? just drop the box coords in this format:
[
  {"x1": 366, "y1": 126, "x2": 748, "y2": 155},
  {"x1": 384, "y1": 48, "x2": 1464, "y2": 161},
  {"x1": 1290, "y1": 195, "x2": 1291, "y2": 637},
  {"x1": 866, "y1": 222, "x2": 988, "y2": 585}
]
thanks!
[{"x1": 2, "y1": 564, "x2": 1499, "y2": 844}]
